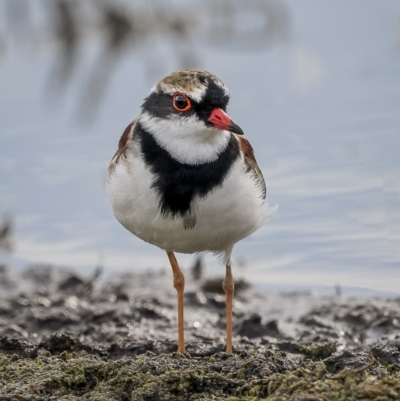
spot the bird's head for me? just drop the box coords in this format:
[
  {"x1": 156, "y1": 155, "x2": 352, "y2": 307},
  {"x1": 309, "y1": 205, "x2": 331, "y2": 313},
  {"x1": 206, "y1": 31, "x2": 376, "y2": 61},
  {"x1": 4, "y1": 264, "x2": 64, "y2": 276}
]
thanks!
[{"x1": 139, "y1": 69, "x2": 243, "y2": 165}]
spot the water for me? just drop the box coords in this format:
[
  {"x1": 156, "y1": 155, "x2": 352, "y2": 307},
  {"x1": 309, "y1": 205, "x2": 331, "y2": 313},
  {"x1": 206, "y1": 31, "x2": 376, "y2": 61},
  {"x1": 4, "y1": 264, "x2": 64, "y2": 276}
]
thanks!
[{"x1": 0, "y1": 1, "x2": 399, "y2": 294}]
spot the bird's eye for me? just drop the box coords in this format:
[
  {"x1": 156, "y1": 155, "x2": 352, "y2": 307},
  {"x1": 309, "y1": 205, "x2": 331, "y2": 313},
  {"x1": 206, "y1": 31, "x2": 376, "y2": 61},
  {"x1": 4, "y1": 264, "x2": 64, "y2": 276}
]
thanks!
[{"x1": 173, "y1": 93, "x2": 191, "y2": 112}]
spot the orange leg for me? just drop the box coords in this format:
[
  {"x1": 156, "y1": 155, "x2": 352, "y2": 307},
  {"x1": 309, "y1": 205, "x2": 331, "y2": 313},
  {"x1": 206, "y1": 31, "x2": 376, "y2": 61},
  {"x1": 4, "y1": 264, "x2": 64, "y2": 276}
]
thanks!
[
  {"x1": 222, "y1": 264, "x2": 234, "y2": 354},
  {"x1": 166, "y1": 251, "x2": 186, "y2": 353}
]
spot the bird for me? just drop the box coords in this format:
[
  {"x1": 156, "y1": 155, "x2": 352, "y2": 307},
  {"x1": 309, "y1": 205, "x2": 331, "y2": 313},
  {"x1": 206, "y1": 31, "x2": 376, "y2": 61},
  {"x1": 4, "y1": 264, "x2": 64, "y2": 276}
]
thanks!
[{"x1": 106, "y1": 69, "x2": 275, "y2": 354}]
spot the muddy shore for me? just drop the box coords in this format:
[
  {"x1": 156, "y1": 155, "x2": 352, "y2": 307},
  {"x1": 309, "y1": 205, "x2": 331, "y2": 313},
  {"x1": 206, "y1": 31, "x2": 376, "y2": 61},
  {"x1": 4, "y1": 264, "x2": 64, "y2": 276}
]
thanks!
[{"x1": 0, "y1": 264, "x2": 399, "y2": 400}]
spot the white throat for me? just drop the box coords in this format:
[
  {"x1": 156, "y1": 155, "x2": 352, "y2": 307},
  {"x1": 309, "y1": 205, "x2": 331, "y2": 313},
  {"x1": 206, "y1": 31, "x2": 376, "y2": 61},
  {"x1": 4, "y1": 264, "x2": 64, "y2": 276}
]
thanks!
[{"x1": 139, "y1": 111, "x2": 231, "y2": 165}]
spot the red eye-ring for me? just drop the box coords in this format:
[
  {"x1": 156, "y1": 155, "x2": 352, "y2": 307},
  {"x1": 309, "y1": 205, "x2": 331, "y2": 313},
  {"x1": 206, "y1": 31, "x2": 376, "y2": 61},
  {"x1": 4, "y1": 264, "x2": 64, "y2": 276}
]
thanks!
[{"x1": 172, "y1": 93, "x2": 192, "y2": 112}]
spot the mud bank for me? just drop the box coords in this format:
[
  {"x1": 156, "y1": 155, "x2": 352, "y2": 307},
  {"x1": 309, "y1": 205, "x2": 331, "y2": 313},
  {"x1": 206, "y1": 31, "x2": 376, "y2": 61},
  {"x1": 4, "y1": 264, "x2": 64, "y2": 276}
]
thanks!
[{"x1": 0, "y1": 265, "x2": 399, "y2": 400}]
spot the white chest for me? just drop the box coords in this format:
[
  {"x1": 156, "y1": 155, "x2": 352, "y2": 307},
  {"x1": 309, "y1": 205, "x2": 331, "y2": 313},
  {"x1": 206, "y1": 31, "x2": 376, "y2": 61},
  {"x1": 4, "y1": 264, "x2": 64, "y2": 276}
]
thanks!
[{"x1": 106, "y1": 146, "x2": 267, "y2": 256}]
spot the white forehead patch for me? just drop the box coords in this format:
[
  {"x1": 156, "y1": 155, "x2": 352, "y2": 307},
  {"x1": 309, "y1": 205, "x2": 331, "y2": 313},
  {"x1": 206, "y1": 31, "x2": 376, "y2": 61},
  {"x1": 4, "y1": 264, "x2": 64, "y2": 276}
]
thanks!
[
  {"x1": 150, "y1": 70, "x2": 229, "y2": 102},
  {"x1": 150, "y1": 84, "x2": 207, "y2": 103}
]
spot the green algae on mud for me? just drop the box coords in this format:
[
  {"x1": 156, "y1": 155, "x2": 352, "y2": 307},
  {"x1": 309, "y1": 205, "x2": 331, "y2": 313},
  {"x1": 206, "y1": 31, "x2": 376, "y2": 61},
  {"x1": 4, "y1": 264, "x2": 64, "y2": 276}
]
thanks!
[
  {"x1": 0, "y1": 347, "x2": 399, "y2": 400},
  {"x1": 0, "y1": 266, "x2": 399, "y2": 400}
]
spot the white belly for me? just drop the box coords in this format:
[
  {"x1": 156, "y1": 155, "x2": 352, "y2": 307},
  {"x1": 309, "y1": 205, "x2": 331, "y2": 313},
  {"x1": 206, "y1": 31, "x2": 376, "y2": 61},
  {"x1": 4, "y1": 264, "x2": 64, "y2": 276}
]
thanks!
[{"x1": 106, "y1": 149, "x2": 267, "y2": 255}]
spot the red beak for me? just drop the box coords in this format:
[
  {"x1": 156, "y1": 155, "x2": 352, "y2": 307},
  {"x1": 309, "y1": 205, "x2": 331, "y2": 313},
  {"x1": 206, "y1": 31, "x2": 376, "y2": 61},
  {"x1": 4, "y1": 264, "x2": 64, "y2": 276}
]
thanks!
[{"x1": 207, "y1": 108, "x2": 244, "y2": 136}]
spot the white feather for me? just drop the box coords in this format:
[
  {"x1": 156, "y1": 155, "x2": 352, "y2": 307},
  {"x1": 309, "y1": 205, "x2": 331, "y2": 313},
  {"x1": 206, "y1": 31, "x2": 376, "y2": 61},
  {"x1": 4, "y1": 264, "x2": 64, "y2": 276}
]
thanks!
[
  {"x1": 139, "y1": 112, "x2": 231, "y2": 165},
  {"x1": 106, "y1": 142, "x2": 272, "y2": 265},
  {"x1": 150, "y1": 85, "x2": 207, "y2": 103},
  {"x1": 150, "y1": 79, "x2": 229, "y2": 103}
]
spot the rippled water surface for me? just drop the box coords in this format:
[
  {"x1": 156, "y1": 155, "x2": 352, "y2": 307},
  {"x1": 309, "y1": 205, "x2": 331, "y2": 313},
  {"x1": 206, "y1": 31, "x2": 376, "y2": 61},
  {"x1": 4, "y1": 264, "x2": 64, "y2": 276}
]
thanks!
[{"x1": 1, "y1": 1, "x2": 399, "y2": 294}]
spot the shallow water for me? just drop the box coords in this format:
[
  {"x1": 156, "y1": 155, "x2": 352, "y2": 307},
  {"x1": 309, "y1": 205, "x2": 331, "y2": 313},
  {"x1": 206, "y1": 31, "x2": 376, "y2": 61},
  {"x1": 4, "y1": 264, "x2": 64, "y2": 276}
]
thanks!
[{"x1": 0, "y1": 1, "x2": 399, "y2": 294}]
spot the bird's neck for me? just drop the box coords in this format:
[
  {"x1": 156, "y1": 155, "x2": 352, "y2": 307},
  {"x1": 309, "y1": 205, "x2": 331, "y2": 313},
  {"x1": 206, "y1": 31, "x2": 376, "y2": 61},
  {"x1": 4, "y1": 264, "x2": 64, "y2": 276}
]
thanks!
[{"x1": 138, "y1": 112, "x2": 231, "y2": 165}]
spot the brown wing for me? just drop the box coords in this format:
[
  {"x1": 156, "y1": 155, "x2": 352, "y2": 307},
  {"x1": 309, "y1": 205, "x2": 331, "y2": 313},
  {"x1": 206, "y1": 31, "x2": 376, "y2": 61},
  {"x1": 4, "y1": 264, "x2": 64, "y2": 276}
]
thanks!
[
  {"x1": 234, "y1": 134, "x2": 266, "y2": 199},
  {"x1": 108, "y1": 118, "x2": 138, "y2": 175}
]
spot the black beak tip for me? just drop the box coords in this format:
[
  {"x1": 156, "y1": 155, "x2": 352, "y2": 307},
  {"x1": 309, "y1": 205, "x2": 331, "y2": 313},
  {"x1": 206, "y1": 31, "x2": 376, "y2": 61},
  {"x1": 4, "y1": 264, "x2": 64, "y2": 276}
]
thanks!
[{"x1": 229, "y1": 122, "x2": 244, "y2": 136}]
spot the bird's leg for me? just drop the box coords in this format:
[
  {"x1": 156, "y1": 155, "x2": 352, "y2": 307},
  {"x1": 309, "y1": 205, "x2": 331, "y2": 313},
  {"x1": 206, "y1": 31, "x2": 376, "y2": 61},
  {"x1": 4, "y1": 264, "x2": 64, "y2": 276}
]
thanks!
[
  {"x1": 222, "y1": 264, "x2": 234, "y2": 354},
  {"x1": 166, "y1": 251, "x2": 186, "y2": 353}
]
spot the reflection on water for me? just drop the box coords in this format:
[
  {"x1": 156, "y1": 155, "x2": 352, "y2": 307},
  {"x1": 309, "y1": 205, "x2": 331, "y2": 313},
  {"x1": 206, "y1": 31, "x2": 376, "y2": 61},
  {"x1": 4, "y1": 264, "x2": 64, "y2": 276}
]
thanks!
[
  {"x1": 0, "y1": 1, "x2": 399, "y2": 294},
  {"x1": 2, "y1": 0, "x2": 289, "y2": 122}
]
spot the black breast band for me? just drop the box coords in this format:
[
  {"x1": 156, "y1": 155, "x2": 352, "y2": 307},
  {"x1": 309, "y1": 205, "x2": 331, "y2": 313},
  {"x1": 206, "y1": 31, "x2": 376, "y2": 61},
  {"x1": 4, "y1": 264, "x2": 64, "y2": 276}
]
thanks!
[{"x1": 136, "y1": 122, "x2": 240, "y2": 226}]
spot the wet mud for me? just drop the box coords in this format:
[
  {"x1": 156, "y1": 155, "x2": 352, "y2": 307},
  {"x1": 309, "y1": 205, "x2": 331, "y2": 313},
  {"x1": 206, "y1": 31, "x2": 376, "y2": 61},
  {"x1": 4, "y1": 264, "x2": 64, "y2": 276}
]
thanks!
[{"x1": 0, "y1": 264, "x2": 399, "y2": 400}]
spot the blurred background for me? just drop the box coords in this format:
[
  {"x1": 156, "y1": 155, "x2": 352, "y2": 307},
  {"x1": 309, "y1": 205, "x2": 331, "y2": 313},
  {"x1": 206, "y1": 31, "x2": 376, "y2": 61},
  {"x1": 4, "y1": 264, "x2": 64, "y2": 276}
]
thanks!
[{"x1": 0, "y1": 0, "x2": 399, "y2": 295}]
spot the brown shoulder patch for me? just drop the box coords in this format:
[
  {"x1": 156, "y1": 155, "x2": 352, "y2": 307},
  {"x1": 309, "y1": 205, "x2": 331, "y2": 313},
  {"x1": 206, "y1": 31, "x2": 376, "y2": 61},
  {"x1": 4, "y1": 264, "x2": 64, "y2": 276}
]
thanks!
[
  {"x1": 108, "y1": 119, "x2": 137, "y2": 175},
  {"x1": 238, "y1": 137, "x2": 256, "y2": 166},
  {"x1": 236, "y1": 135, "x2": 267, "y2": 199},
  {"x1": 118, "y1": 120, "x2": 135, "y2": 149}
]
